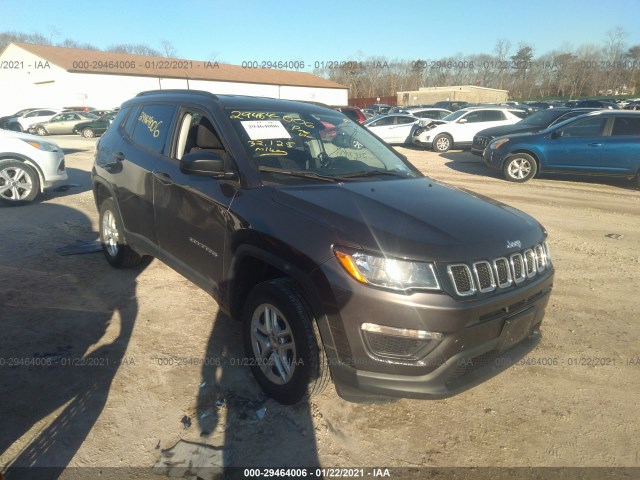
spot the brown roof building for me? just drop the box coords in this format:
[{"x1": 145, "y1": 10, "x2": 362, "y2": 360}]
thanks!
[{"x1": 0, "y1": 42, "x2": 348, "y2": 115}]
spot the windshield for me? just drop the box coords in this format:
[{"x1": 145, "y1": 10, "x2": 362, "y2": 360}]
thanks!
[
  {"x1": 227, "y1": 108, "x2": 420, "y2": 185},
  {"x1": 518, "y1": 109, "x2": 565, "y2": 126},
  {"x1": 441, "y1": 110, "x2": 468, "y2": 122}
]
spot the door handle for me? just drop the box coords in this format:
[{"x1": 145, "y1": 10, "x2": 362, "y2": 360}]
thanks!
[
  {"x1": 112, "y1": 151, "x2": 125, "y2": 162},
  {"x1": 153, "y1": 172, "x2": 174, "y2": 185},
  {"x1": 588, "y1": 143, "x2": 602, "y2": 147}
]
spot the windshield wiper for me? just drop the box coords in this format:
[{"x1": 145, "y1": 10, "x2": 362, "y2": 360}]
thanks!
[
  {"x1": 258, "y1": 166, "x2": 341, "y2": 182},
  {"x1": 337, "y1": 169, "x2": 412, "y2": 179}
]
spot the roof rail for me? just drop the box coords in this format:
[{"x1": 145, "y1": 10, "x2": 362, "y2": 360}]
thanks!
[{"x1": 135, "y1": 89, "x2": 216, "y2": 97}]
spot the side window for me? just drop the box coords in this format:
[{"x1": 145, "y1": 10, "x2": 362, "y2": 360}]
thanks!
[
  {"x1": 511, "y1": 110, "x2": 528, "y2": 119},
  {"x1": 561, "y1": 117, "x2": 607, "y2": 137},
  {"x1": 482, "y1": 111, "x2": 505, "y2": 121},
  {"x1": 371, "y1": 117, "x2": 395, "y2": 127},
  {"x1": 175, "y1": 110, "x2": 225, "y2": 160},
  {"x1": 611, "y1": 117, "x2": 640, "y2": 136},
  {"x1": 463, "y1": 112, "x2": 483, "y2": 123},
  {"x1": 396, "y1": 116, "x2": 416, "y2": 125},
  {"x1": 104, "y1": 107, "x2": 131, "y2": 135},
  {"x1": 130, "y1": 105, "x2": 176, "y2": 154},
  {"x1": 123, "y1": 106, "x2": 139, "y2": 137},
  {"x1": 50, "y1": 114, "x2": 64, "y2": 122}
]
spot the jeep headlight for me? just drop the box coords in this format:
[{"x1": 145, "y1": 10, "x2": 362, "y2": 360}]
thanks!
[{"x1": 334, "y1": 247, "x2": 440, "y2": 291}]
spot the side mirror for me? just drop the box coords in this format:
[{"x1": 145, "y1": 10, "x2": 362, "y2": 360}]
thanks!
[
  {"x1": 550, "y1": 130, "x2": 563, "y2": 139},
  {"x1": 180, "y1": 151, "x2": 230, "y2": 178},
  {"x1": 457, "y1": 118, "x2": 468, "y2": 124}
]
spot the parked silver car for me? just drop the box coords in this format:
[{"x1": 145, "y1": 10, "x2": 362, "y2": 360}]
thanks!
[{"x1": 29, "y1": 112, "x2": 98, "y2": 136}]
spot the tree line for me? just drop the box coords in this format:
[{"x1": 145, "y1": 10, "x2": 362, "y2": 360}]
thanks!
[
  {"x1": 0, "y1": 31, "x2": 177, "y2": 58},
  {"x1": 313, "y1": 28, "x2": 640, "y2": 100},
  {"x1": 2, "y1": 28, "x2": 639, "y2": 101}
]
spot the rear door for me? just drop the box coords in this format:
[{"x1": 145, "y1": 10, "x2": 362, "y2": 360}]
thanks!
[
  {"x1": 601, "y1": 116, "x2": 640, "y2": 174},
  {"x1": 112, "y1": 103, "x2": 177, "y2": 246}
]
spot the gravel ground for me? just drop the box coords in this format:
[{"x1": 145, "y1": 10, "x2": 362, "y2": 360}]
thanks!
[{"x1": 1, "y1": 136, "x2": 639, "y2": 480}]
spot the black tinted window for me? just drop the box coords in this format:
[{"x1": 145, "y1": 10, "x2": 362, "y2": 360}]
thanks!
[
  {"x1": 395, "y1": 116, "x2": 416, "y2": 125},
  {"x1": 131, "y1": 105, "x2": 176, "y2": 154},
  {"x1": 109, "y1": 107, "x2": 131, "y2": 133},
  {"x1": 611, "y1": 117, "x2": 640, "y2": 136},
  {"x1": 123, "y1": 106, "x2": 139, "y2": 137},
  {"x1": 340, "y1": 110, "x2": 360, "y2": 122},
  {"x1": 482, "y1": 111, "x2": 506, "y2": 121}
]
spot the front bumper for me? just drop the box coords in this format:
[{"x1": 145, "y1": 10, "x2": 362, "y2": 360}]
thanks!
[
  {"x1": 320, "y1": 257, "x2": 554, "y2": 400},
  {"x1": 483, "y1": 147, "x2": 506, "y2": 170},
  {"x1": 36, "y1": 150, "x2": 67, "y2": 189}
]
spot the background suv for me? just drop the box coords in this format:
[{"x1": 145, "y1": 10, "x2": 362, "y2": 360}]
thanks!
[
  {"x1": 413, "y1": 106, "x2": 527, "y2": 152},
  {"x1": 92, "y1": 90, "x2": 554, "y2": 404},
  {"x1": 471, "y1": 108, "x2": 600, "y2": 155},
  {"x1": 483, "y1": 110, "x2": 640, "y2": 185}
]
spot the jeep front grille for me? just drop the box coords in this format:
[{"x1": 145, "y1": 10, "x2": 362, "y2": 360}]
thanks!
[
  {"x1": 447, "y1": 243, "x2": 550, "y2": 297},
  {"x1": 447, "y1": 264, "x2": 476, "y2": 296}
]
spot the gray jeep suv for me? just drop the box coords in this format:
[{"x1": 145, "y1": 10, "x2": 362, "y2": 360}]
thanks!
[{"x1": 91, "y1": 90, "x2": 554, "y2": 404}]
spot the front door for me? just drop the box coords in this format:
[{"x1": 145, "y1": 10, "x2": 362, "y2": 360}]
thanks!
[{"x1": 152, "y1": 109, "x2": 238, "y2": 297}]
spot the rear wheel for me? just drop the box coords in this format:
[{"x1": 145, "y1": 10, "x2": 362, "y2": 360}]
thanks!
[
  {"x1": 99, "y1": 197, "x2": 145, "y2": 268},
  {"x1": 503, "y1": 153, "x2": 537, "y2": 182},
  {"x1": 242, "y1": 278, "x2": 330, "y2": 404},
  {"x1": 0, "y1": 160, "x2": 40, "y2": 204}
]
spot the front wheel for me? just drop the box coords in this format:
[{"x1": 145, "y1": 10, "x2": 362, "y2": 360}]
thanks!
[
  {"x1": 36, "y1": 127, "x2": 47, "y2": 136},
  {"x1": 432, "y1": 134, "x2": 452, "y2": 152},
  {"x1": 503, "y1": 153, "x2": 537, "y2": 182},
  {"x1": 99, "y1": 197, "x2": 146, "y2": 268},
  {"x1": 0, "y1": 160, "x2": 40, "y2": 204},
  {"x1": 82, "y1": 128, "x2": 95, "y2": 138},
  {"x1": 242, "y1": 278, "x2": 330, "y2": 404}
]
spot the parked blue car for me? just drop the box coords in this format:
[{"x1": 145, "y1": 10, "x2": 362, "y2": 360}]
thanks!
[{"x1": 483, "y1": 111, "x2": 640, "y2": 187}]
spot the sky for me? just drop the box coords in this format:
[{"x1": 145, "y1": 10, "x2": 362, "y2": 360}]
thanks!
[{"x1": 2, "y1": 0, "x2": 640, "y2": 67}]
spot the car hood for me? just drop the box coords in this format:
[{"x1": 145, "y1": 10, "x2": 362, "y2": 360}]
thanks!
[
  {"x1": 0, "y1": 128, "x2": 59, "y2": 145},
  {"x1": 271, "y1": 177, "x2": 545, "y2": 262},
  {"x1": 476, "y1": 124, "x2": 545, "y2": 139}
]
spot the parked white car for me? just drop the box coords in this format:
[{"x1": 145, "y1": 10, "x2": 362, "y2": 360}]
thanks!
[
  {"x1": 363, "y1": 114, "x2": 419, "y2": 144},
  {"x1": 0, "y1": 129, "x2": 67, "y2": 203},
  {"x1": 404, "y1": 107, "x2": 452, "y2": 120},
  {"x1": 7, "y1": 109, "x2": 59, "y2": 132},
  {"x1": 412, "y1": 107, "x2": 527, "y2": 152}
]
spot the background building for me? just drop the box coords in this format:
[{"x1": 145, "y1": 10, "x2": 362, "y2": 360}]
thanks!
[
  {"x1": 0, "y1": 43, "x2": 348, "y2": 115},
  {"x1": 397, "y1": 85, "x2": 509, "y2": 106}
]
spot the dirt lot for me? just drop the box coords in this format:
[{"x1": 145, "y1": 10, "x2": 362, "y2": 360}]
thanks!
[{"x1": 1, "y1": 136, "x2": 639, "y2": 480}]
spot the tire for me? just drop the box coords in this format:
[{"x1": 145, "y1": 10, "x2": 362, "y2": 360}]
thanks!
[
  {"x1": 82, "y1": 128, "x2": 95, "y2": 138},
  {"x1": 36, "y1": 126, "x2": 47, "y2": 136},
  {"x1": 242, "y1": 278, "x2": 330, "y2": 405},
  {"x1": 503, "y1": 153, "x2": 538, "y2": 183},
  {"x1": 433, "y1": 134, "x2": 452, "y2": 152},
  {"x1": 0, "y1": 159, "x2": 40, "y2": 204},
  {"x1": 98, "y1": 197, "x2": 145, "y2": 268}
]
